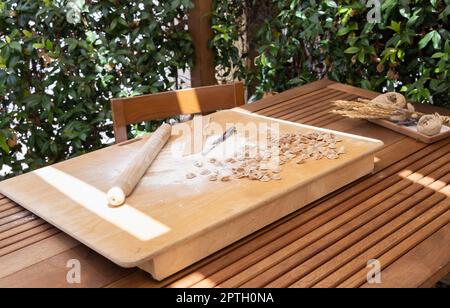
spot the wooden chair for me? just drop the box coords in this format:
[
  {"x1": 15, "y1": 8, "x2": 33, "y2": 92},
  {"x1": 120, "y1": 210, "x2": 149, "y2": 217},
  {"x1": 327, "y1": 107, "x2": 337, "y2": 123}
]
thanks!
[{"x1": 111, "y1": 82, "x2": 245, "y2": 143}]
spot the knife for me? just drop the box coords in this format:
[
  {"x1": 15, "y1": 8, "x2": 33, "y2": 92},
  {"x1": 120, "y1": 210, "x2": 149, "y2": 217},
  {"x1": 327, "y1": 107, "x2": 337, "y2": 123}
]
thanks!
[{"x1": 202, "y1": 126, "x2": 237, "y2": 155}]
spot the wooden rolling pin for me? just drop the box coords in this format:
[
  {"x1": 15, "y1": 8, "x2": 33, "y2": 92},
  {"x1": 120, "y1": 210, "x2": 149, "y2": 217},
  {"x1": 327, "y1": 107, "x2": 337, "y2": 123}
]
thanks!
[{"x1": 107, "y1": 123, "x2": 172, "y2": 206}]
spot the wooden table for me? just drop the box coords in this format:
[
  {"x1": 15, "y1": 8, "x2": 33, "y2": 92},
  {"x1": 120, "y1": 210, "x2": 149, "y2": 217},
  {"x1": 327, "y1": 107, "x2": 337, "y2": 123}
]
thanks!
[{"x1": 0, "y1": 80, "x2": 449, "y2": 288}]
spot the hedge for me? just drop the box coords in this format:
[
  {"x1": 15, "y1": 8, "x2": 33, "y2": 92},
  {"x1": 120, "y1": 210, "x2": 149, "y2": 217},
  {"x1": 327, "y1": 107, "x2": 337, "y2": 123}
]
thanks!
[
  {"x1": 211, "y1": 0, "x2": 450, "y2": 105},
  {"x1": 0, "y1": 0, "x2": 193, "y2": 179}
]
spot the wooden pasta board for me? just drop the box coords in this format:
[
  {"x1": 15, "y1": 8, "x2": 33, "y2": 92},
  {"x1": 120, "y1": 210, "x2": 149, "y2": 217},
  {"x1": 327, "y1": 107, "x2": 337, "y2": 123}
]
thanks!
[
  {"x1": 0, "y1": 110, "x2": 384, "y2": 280},
  {"x1": 369, "y1": 118, "x2": 450, "y2": 144}
]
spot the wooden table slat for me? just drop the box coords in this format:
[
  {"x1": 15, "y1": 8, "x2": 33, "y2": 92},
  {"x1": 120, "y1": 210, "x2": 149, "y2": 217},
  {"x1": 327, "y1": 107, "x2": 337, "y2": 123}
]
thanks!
[
  {"x1": 0, "y1": 232, "x2": 79, "y2": 280},
  {"x1": 0, "y1": 244, "x2": 133, "y2": 288},
  {"x1": 0, "y1": 198, "x2": 14, "y2": 207},
  {"x1": 0, "y1": 214, "x2": 40, "y2": 234},
  {"x1": 0, "y1": 223, "x2": 54, "y2": 250},
  {"x1": 0, "y1": 201, "x2": 20, "y2": 214},
  {"x1": 259, "y1": 89, "x2": 347, "y2": 118},
  {"x1": 291, "y1": 104, "x2": 347, "y2": 125},
  {"x1": 281, "y1": 94, "x2": 355, "y2": 123},
  {"x1": 254, "y1": 87, "x2": 338, "y2": 116},
  {"x1": 0, "y1": 228, "x2": 60, "y2": 258},
  {"x1": 314, "y1": 115, "x2": 348, "y2": 129},
  {"x1": 0, "y1": 211, "x2": 33, "y2": 228},
  {"x1": 0, "y1": 207, "x2": 25, "y2": 220},
  {"x1": 0, "y1": 218, "x2": 47, "y2": 242},
  {"x1": 243, "y1": 79, "x2": 336, "y2": 112},
  {"x1": 309, "y1": 113, "x2": 346, "y2": 127},
  {"x1": 270, "y1": 94, "x2": 346, "y2": 121},
  {"x1": 326, "y1": 83, "x2": 380, "y2": 99}
]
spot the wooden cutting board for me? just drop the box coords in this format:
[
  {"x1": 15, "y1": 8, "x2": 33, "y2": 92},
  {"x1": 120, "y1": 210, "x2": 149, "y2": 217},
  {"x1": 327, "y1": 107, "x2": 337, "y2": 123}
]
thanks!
[
  {"x1": 369, "y1": 118, "x2": 450, "y2": 144},
  {"x1": 0, "y1": 110, "x2": 384, "y2": 280}
]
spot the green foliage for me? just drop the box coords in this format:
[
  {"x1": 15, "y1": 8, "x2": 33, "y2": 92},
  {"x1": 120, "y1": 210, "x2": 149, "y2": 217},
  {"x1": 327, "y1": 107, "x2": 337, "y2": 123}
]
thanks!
[
  {"x1": 0, "y1": 0, "x2": 193, "y2": 179},
  {"x1": 211, "y1": 0, "x2": 246, "y2": 81},
  {"x1": 212, "y1": 0, "x2": 450, "y2": 105}
]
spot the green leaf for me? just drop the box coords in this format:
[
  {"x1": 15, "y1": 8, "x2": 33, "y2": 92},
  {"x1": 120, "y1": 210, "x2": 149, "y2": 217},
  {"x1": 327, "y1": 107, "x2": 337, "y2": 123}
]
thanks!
[
  {"x1": 295, "y1": 10, "x2": 305, "y2": 19},
  {"x1": 0, "y1": 134, "x2": 9, "y2": 154},
  {"x1": 32, "y1": 43, "x2": 44, "y2": 49},
  {"x1": 118, "y1": 18, "x2": 128, "y2": 27},
  {"x1": 397, "y1": 49, "x2": 405, "y2": 61},
  {"x1": 358, "y1": 51, "x2": 365, "y2": 63},
  {"x1": 110, "y1": 19, "x2": 118, "y2": 31},
  {"x1": 387, "y1": 21, "x2": 401, "y2": 34},
  {"x1": 260, "y1": 53, "x2": 269, "y2": 66},
  {"x1": 407, "y1": 9, "x2": 422, "y2": 27},
  {"x1": 432, "y1": 31, "x2": 441, "y2": 49},
  {"x1": 67, "y1": 39, "x2": 78, "y2": 52},
  {"x1": 337, "y1": 23, "x2": 358, "y2": 36},
  {"x1": 287, "y1": 77, "x2": 306, "y2": 85},
  {"x1": 50, "y1": 142, "x2": 58, "y2": 154},
  {"x1": 432, "y1": 52, "x2": 446, "y2": 59},
  {"x1": 439, "y1": 5, "x2": 450, "y2": 19},
  {"x1": 23, "y1": 94, "x2": 42, "y2": 108},
  {"x1": 9, "y1": 42, "x2": 21, "y2": 52},
  {"x1": 45, "y1": 39, "x2": 53, "y2": 50},
  {"x1": 419, "y1": 31, "x2": 436, "y2": 49},
  {"x1": 360, "y1": 79, "x2": 371, "y2": 90},
  {"x1": 337, "y1": 27, "x2": 350, "y2": 36},
  {"x1": 22, "y1": 30, "x2": 33, "y2": 38},
  {"x1": 344, "y1": 47, "x2": 360, "y2": 54},
  {"x1": 325, "y1": 1, "x2": 337, "y2": 8}
]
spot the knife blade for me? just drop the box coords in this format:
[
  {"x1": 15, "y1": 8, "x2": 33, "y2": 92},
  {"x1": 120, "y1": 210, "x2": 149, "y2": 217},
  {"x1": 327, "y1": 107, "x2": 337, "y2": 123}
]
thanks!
[{"x1": 202, "y1": 126, "x2": 237, "y2": 155}]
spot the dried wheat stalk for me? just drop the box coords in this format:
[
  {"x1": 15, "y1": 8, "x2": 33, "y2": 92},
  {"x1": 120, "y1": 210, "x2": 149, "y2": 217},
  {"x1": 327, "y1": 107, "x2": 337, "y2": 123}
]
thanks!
[
  {"x1": 439, "y1": 114, "x2": 450, "y2": 126},
  {"x1": 332, "y1": 98, "x2": 450, "y2": 127},
  {"x1": 332, "y1": 99, "x2": 410, "y2": 120}
]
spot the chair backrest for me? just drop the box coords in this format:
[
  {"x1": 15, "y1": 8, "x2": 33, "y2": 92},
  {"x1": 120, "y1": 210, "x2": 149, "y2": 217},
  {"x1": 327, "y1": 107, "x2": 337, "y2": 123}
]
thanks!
[{"x1": 111, "y1": 82, "x2": 245, "y2": 143}]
